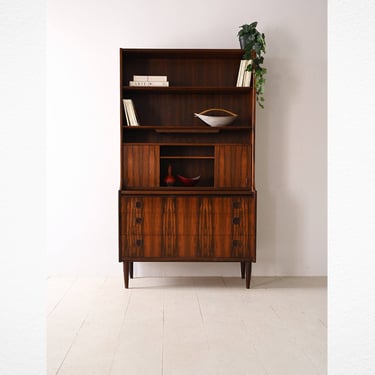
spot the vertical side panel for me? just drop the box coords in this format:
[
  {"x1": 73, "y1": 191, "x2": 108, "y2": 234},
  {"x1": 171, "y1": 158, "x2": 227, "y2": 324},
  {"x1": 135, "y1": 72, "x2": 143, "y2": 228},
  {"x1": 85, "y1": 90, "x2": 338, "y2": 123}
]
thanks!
[{"x1": 118, "y1": 191, "x2": 122, "y2": 261}]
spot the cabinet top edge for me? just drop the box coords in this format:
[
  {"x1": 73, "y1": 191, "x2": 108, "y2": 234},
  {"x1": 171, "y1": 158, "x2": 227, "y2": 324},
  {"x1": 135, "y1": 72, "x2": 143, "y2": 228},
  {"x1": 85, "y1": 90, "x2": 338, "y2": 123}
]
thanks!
[
  {"x1": 120, "y1": 48, "x2": 244, "y2": 56},
  {"x1": 119, "y1": 189, "x2": 256, "y2": 196}
]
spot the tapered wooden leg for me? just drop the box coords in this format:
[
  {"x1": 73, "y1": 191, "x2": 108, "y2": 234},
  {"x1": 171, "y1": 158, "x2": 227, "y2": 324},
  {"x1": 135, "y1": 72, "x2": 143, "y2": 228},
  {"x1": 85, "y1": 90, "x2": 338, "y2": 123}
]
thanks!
[
  {"x1": 123, "y1": 262, "x2": 129, "y2": 289},
  {"x1": 245, "y1": 262, "x2": 252, "y2": 289},
  {"x1": 240, "y1": 262, "x2": 245, "y2": 279},
  {"x1": 129, "y1": 262, "x2": 134, "y2": 279}
]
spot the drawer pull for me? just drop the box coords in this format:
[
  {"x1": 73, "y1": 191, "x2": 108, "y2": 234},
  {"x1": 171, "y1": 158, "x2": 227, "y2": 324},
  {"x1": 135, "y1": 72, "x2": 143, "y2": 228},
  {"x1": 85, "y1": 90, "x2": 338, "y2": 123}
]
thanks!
[
  {"x1": 136, "y1": 239, "x2": 143, "y2": 247},
  {"x1": 233, "y1": 217, "x2": 240, "y2": 225},
  {"x1": 233, "y1": 201, "x2": 241, "y2": 209},
  {"x1": 136, "y1": 217, "x2": 143, "y2": 224},
  {"x1": 135, "y1": 201, "x2": 142, "y2": 208},
  {"x1": 232, "y1": 239, "x2": 240, "y2": 246}
]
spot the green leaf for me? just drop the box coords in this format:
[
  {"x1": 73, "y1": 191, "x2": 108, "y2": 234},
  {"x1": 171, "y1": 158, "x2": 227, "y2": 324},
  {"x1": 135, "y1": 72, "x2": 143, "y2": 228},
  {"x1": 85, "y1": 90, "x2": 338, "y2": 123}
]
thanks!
[{"x1": 238, "y1": 21, "x2": 266, "y2": 108}]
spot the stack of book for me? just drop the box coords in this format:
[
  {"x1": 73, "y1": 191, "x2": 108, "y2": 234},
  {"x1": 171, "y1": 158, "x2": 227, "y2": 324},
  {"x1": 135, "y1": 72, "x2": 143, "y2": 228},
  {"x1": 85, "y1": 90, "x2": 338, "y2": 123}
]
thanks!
[
  {"x1": 129, "y1": 75, "x2": 169, "y2": 87},
  {"x1": 236, "y1": 60, "x2": 252, "y2": 87},
  {"x1": 122, "y1": 99, "x2": 138, "y2": 126}
]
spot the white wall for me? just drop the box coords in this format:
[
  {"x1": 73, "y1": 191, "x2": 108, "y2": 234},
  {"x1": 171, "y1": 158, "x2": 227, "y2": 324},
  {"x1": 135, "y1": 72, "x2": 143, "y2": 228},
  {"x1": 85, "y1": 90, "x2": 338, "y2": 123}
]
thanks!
[
  {"x1": 46, "y1": 0, "x2": 327, "y2": 277},
  {"x1": 1, "y1": 1, "x2": 46, "y2": 373}
]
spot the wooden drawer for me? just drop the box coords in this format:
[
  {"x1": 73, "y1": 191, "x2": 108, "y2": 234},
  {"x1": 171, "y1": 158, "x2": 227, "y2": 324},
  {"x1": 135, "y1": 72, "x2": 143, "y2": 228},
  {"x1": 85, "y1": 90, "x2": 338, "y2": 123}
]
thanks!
[
  {"x1": 119, "y1": 195, "x2": 256, "y2": 259},
  {"x1": 120, "y1": 234, "x2": 255, "y2": 259}
]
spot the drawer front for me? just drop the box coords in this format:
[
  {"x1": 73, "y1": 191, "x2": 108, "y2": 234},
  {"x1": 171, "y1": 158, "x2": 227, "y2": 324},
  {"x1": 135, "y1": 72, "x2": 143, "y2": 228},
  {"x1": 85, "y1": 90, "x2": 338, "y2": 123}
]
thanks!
[
  {"x1": 120, "y1": 197, "x2": 163, "y2": 236},
  {"x1": 119, "y1": 195, "x2": 256, "y2": 259},
  {"x1": 120, "y1": 235, "x2": 255, "y2": 259}
]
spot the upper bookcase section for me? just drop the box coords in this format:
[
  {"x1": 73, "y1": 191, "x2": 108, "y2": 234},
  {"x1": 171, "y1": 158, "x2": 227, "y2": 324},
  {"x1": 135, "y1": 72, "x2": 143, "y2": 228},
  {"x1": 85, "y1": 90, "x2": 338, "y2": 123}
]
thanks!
[{"x1": 120, "y1": 49, "x2": 244, "y2": 88}]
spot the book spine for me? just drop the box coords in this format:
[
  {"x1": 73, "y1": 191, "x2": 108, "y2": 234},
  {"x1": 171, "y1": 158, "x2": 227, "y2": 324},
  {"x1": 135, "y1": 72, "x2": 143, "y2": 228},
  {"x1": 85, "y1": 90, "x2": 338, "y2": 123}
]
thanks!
[
  {"x1": 122, "y1": 99, "x2": 130, "y2": 126},
  {"x1": 129, "y1": 81, "x2": 169, "y2": 87},
  {"x1": 133, "y1": 75, "x2": 148, "y2": 81},
  {"x1": 133, "y1": 75, "x2": 168, "y2": 82},
  {"x1": 236, "y1": 60, "x2": 246, "y2": 87},
  {"x1": 236, "y1": 60, "x2": 252, "y2": 87},
  {"x1": 147, "y1": 75, "x2": 167, "y2": 82},
  {"x1": 123, "y1": 99, "x2": 139, "y2": 126},
  {"x1": 243, "y1": 70, "x2": 252, "y2": 87}
]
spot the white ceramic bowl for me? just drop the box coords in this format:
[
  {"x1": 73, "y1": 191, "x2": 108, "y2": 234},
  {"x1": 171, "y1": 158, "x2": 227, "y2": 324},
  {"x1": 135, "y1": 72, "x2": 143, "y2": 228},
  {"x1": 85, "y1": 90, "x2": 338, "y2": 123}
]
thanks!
[{"x1": 194, "y1": 108, "x2": 238, "y2": 127}]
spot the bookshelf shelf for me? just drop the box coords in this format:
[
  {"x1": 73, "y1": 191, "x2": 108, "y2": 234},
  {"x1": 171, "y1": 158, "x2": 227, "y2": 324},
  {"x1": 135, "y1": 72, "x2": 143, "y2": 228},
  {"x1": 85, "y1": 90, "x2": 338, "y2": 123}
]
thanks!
[{"x1": 122, "y1": 86, "x2": 252, "y2": 93}]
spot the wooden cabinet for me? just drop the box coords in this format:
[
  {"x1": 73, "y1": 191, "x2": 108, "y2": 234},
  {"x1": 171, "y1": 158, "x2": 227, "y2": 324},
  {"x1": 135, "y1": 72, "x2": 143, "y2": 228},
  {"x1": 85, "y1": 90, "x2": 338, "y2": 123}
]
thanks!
[{"x1": 119, "y1": 49, "x2": 257, "y2": 288}]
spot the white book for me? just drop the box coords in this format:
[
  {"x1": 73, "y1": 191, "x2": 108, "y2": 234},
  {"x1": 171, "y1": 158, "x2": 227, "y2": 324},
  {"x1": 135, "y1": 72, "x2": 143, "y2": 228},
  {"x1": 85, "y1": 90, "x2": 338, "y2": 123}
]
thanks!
[
  {"x1": 129, "y1": 81, "x2": 148, "y2": 86},
  {"x1": 147, "y1": 75, "x2": 167, "y2": 82},
  {"x1": 133, "y1": 75, "x2": 148, "y2": 81},
  {"x1": 123, "y1": 99, "x2": 130, "y2": 125},
  {"x1": 236, "y1": 59, "x2": 252, "y2": 87},
  {"x1": 129, "y1": 81, "x2": 169, "y2": 87},
  {"x1": 133, "y1": 75, "x2": 168, "y2": 82},
  {"x1": 127, "y1": 100, "x2": 138, "y2": 126},
  {"x1": 242, "y1": 60, "x2": 252, "y2": 86},
  {"x1": 242, "y1": 70, "x2": 252, "y2": 87},
  {"x1": 122, "y1": 99, "x2": 139, "y2": 126},
  {"x1": 236, "y1": 60, "x2": 246, "y2": 87}
]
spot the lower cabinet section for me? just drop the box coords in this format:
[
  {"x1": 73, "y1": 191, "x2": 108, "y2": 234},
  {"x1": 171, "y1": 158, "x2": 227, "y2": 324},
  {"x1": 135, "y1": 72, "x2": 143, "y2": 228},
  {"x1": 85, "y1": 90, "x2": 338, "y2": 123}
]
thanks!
[{"x1": 119, "y1": 194, "x2": 256, "y2": 287}]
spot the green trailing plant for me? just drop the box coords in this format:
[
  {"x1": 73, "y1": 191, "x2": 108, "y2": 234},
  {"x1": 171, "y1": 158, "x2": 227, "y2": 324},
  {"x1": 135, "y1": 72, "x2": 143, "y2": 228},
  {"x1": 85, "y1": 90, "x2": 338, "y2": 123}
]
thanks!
[{"x1": 238, "y1": 22, "x2": 267, "y2": 108}]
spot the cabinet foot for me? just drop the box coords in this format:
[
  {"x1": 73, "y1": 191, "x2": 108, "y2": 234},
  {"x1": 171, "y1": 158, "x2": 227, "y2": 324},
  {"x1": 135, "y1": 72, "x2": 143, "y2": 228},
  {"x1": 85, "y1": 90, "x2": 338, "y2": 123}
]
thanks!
[
  {"x1": 130, "y1": 262, "x2": 134, "y2": 279},
  {"x1": 240, "y1": 262, "x2": 245, "y2": 279},
  {"x1": 123, "y1": 262, "x2": 130, "y2": 289},
  {"x1": 245, "y1": 262, "x2": 252, "y2": 289}
]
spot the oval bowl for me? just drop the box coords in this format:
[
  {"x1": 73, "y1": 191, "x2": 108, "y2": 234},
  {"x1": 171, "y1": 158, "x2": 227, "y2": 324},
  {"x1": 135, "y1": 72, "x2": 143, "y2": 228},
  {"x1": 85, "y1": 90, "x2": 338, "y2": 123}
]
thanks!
[
  {"x1": 177, "y1": 174, "x2": 201, "y2": 186},
  {"x1": 194, "y1": 108, "x2": 238, "y2": 127}
]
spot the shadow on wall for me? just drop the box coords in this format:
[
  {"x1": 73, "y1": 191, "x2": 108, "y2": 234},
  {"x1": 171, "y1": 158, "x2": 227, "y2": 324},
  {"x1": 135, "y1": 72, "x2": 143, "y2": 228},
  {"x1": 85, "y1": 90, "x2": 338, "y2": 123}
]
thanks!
[
  {"x1": 134, "y1": 26, "x2": 316, "y2": 278},
  {"x1": 255, "y1": 26, "x2": 306, "y2": 275}
]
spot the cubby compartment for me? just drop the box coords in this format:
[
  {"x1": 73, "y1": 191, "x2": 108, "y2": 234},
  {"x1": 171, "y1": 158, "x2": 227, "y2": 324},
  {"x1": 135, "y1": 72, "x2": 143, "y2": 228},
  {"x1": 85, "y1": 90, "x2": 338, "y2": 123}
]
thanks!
[
  {"x1": 124, "y1": 90, "x2": 253, "y2": 127},
  {"x1": 160, "y1": 146, "x2": 215, "y2": 187},
  {"x1": 160, "y1": 158, "x2": 214, "y2": 187},
  {"x1": 120, "y1": 49, "x2": 243, "y2": 87}
]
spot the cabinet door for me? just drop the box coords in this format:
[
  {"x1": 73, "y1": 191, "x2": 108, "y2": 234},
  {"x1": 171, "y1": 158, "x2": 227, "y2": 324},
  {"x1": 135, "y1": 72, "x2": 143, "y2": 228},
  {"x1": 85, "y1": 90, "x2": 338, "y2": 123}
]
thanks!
[
  {"x1": 122, "y1": 145, "x2": 159, "y2": 188},
  {"x1": 215, "y1": 145, "x2": 251, "y2": 188}
]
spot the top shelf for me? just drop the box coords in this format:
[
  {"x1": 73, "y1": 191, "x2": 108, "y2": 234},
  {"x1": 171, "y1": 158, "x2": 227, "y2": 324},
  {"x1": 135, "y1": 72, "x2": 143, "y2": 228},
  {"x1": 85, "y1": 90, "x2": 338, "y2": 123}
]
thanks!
[
  {"x1": 121, "y1": 86, "x2": 252, "y2": 93},
  {"x1": 120, "y1": 48, "x2": 249, "y2": 88}
]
